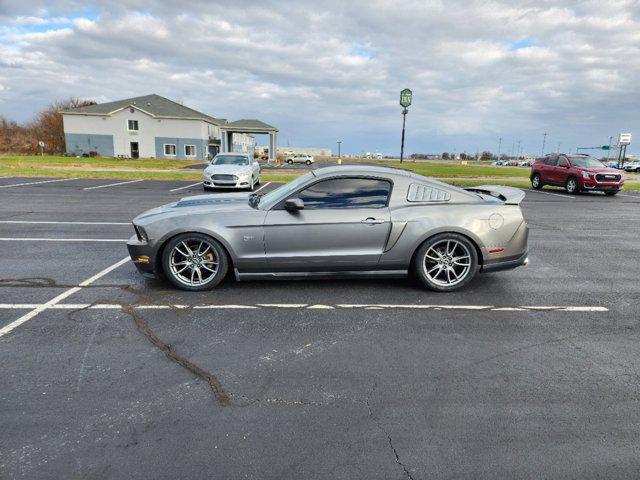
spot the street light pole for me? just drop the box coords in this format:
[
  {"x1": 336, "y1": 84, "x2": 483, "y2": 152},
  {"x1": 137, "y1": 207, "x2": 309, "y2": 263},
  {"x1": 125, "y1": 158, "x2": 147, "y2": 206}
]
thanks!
[
  {"x1": 497, "y1": 137, "x2": 502, "y2": 160},
  {"x1": 336, "y1": 140, "x2": 342, "y2": 158},
  {"x1": 541, "y1": 132, "x2": 548, "y2": 156}
]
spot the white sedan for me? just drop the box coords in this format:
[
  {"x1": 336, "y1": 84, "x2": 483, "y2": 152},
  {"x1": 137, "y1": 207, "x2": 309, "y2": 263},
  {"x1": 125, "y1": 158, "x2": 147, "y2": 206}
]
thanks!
[
  {"x1": 203, "y1": 153, "x2": 261, "y2": 191},
  {"x1": 285, "y1": 154, "x2": 314, "y2": 165}
]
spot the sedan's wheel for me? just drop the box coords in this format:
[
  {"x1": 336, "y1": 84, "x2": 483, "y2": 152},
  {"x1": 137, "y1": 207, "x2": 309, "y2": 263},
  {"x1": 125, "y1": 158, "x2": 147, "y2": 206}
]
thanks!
[
  {"x1": 565, "y1": 177, "x2": 579, "y2": 194},
  {"x1": 305, "y1": 160, "x2": 311, "y2": 165},
  {"x1": 531, "y1": 173, "x2": 542, "y2": 189},
  {"x1": 287, "y1": 159, "x2": 293, "y2": 164},
  {"x1": 414, "y1": 234, "x2": 478, "y2": 292},
  {"x1": 162, "y1": 233, "x2": 228, "y2": 291}
]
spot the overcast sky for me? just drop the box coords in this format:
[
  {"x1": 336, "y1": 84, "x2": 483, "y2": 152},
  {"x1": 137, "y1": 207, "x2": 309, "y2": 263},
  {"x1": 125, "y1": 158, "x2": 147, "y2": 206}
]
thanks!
[{"x1": 1, "y1": 1, "x2": 638, "y2": 155}]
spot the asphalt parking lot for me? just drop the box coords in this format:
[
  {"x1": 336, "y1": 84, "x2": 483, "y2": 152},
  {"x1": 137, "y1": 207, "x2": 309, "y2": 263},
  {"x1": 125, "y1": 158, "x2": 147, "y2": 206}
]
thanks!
[{"x1": 1, "y1": 176, "x2": 640, "y2": 479}]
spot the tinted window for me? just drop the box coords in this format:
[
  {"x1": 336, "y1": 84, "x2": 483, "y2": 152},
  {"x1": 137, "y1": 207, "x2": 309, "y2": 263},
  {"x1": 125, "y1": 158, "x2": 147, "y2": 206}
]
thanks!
[
  {"x1": 543, "y1": 156, "x2": 558, "y2": 166},
  {"x1": 296, "y1": 177, "x2": 391, "y2": 209}
]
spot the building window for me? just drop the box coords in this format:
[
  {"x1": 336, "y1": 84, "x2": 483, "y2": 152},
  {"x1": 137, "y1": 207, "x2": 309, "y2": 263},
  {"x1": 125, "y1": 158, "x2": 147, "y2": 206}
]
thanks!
[
  {"x1": 128, "y1": 119, "x2": 139, "y2": 131},
  {"x1": 164, "y1": 144, "x2": 176, "y2": 156},
  {"x1": 184, "y1": 145, "x2": 197, "y2": 157}
]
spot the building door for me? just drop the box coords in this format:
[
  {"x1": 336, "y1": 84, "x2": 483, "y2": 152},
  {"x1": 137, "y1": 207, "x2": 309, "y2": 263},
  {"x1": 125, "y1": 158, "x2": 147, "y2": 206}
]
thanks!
[{"x1": 130, "y1": 142, "x2": 139, "y2": 159}]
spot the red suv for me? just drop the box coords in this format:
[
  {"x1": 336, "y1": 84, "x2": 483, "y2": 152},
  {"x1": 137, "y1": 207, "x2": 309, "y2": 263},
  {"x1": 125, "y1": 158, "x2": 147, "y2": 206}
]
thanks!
[{"x1": 530, "y1": 154, "x2": 624, "y2": 195}]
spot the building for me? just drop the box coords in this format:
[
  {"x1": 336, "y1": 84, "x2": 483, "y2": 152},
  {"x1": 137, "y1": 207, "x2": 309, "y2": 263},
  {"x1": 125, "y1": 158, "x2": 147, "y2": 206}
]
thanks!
[{"x1": 61, "y1": 94, "x2": 277, "y2": 161}]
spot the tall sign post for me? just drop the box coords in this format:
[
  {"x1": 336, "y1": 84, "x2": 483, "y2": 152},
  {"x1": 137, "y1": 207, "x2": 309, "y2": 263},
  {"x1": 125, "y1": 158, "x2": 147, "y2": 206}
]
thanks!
[
  {"x1": 38, "y1": 141, "x2": 45, "y2": 158},
  {"x1": 399, "y1": 88, "x2": 412, "y2": 163},
  {"x1": 617, "y1": 132, "x2": 631, "y2": 168}
]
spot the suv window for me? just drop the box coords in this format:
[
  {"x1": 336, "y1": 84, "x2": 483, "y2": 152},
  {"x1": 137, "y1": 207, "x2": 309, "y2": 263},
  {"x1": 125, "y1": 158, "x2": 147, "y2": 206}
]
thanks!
[
  {"x1": 295, "y1": 177, "x2": 391, "y2": 209},
  {"x1": 543, "y1": 156, "x2": 558, "y2": 166}
]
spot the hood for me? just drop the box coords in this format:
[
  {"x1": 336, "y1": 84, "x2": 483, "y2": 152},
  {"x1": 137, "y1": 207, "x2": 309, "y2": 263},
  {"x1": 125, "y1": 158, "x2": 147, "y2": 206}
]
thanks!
[
  {"x1": 204, "y1": 164, "x2": 252, "y2": 175},
  {"x1": 581, "y1": 166, "x2": 623, "y2": 175},
  {"x1": 134, "y1": 192, "x2": 253, "y2": 223}
]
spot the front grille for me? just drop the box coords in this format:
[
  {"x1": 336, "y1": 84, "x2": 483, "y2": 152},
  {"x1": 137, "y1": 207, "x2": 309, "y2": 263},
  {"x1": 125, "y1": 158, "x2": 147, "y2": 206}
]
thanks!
[
  {"x1": 212, "y1": 174, "x2": 238, "y2": 181},
  {"x1": 596, "y1": 174, "x2": 621, "y2": 182}
]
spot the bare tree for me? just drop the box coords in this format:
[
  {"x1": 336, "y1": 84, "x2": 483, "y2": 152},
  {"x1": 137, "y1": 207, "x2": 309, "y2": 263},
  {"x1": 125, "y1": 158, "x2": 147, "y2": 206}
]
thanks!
[{"x1": 30, "y1": 98, "x2": 97, "y2": 154}]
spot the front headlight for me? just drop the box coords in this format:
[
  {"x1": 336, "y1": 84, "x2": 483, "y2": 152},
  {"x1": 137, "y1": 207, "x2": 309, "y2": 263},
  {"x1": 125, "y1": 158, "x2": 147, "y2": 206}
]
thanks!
[
  {"x1": 238, "y1": 171, "x2": 251, "y2": 179},
  {"x1": 582, "y1": 171, "x2": 592, "y2": 180},
  {"x1": 133, "y1": 224, "x2": 148, "y2": 242}
]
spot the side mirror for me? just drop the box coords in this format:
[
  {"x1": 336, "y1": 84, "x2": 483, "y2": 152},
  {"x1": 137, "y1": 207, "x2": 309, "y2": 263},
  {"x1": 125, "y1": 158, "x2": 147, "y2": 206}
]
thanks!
[
  {"x1": 559, "y1": 163, "x2": 569, "y2": 168},
  {"x1": 284, "y1": 198, "x2": 304, "y2": 211}
]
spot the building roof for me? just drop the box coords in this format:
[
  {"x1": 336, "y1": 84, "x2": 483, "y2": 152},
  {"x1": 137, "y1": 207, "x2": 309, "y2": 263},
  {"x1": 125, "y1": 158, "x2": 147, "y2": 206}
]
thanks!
[
  {"x1": 222, "y1": 119, "x2": 278, "y2": 132},
  {"x1": 61, "y1": 94, "x2": 227, "y2": 125}
]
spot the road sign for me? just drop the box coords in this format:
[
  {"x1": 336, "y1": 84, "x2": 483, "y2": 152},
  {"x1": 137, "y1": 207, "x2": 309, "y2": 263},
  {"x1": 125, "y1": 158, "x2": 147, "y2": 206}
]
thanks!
[
  {"x1": 400, "y1": 88, "x2": 412, "y2": 108},
  {"x1": 601, "y1": 145, "x2": 610, "y2": 150},
  {"x1": 619, "y1": 133, "x2": 632, "y2": 145},
  {"x1": 38, "y1": 141, "x2": 45, "y2": 148}
]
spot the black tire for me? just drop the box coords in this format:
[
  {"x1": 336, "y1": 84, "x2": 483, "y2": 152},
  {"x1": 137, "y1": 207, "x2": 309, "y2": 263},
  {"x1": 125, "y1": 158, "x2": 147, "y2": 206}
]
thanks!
[
  {"x1": 203, "y1": 186, "x2": 215, "y2": 191},
  {"x1": 413, "y1": 233, "x2": 479, "y2": 292},
  {"x1": 531, "y1": 173, "x2": 543, "y2": 189},
  {"x1": 565, "y1": 176, "x2": 579, "y2": 194},
  {"x1": 255, "y1": 176, "x2": 260, "y2": 186},
  {"x1": 161, "y1": 233, "x2": 229, "y2": 291},
  {"x1": 287, "y1": 159, "x2": 293, "y2": 164},
  {"x1": 605, "y1": 191, "x2": 619, "y2": 196},
  {"x1": 305, "y1": 160, "x2": 312, "y2": 165}
]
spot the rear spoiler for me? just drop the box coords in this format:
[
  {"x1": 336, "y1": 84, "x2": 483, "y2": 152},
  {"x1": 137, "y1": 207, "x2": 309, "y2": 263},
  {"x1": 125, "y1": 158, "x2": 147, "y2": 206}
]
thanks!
[{"x1": 464, "y1": 185, "x2": 526, "y2": 205}]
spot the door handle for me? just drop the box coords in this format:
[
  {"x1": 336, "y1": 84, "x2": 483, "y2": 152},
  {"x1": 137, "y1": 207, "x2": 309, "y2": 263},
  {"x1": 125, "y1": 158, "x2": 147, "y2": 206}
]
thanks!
[{"x1": 361, "y1": 217, "x2": 385, "y2": 225}]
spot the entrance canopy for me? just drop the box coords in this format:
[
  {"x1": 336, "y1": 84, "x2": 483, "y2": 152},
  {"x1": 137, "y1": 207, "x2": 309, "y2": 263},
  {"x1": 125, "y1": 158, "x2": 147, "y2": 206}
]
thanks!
[{"x1": 220, "y1": 119, "x2": 278, "y2": 163}]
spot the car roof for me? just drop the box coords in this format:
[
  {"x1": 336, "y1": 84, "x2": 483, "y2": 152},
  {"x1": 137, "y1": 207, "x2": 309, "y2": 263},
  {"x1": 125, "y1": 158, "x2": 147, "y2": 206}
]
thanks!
[
  {"x1": 311, "y1": 164, "x2": 424, "y2": 179},
  {"x1": 215, "y1": 152, "x2": 249, "y2": 157}
]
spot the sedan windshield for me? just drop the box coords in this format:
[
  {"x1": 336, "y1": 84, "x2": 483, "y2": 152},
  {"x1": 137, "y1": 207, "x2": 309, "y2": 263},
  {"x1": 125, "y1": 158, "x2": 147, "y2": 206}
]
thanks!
[
  {"x1": 212, "y1": 155, "x2": 249, "y2": 166},
  {"x1": 568, "y1": 156, "x2": 605, "y2": 169}
]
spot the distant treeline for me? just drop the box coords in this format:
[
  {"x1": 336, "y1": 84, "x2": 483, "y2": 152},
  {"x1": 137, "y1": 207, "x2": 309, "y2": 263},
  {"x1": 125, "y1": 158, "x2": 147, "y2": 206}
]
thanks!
[{"x1": 0, "y1": 98, "x2": 96, "y2": 155}]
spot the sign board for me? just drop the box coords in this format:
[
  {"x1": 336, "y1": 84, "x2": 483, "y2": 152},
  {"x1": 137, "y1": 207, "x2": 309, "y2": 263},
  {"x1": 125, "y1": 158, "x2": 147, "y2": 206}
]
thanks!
[
  {"x1": 38, "y1": 141, "x2": 45, "y2": 148},
  {"x1": 400, "y1": 88, "x2": 412, "y2": 108},
  {"x1": 619, "y1": 133, "x2": 632, "y2": 145},
  {"x1": 601, "y1": 145, "x2": 610, "y2": 150}
]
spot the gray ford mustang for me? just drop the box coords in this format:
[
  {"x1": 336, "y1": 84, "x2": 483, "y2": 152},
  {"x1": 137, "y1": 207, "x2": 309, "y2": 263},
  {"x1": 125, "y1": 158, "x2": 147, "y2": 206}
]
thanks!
[{"x1": 127, "y1": 166, "x2": 529, "y2": 292}]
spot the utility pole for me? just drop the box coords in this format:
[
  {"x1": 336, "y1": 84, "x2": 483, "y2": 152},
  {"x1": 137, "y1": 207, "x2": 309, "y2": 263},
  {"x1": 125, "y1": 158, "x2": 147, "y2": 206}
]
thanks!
[
  {"x1": 541, "y1": 132, "x2": 548, "y2": 156},
  {"x1": 497, "y1": 137, "x2": 502, "y2": 160},
  {"x1": 607, "y1": 136, "x2": 613, "y2": 159},
  {"x1": 557, "y1": 142, "x2": 561, "y2": 154},
  {"x1": 336, "y1": 140, "x2": 342, "y2": 158},
  {"x1": 517, "y1": 140, "x2": 521, "y2": 158}
]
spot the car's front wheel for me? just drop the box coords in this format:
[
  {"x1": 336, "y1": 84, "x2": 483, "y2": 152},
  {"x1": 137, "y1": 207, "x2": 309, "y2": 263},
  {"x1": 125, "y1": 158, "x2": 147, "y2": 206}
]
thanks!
[
  {"x1": 305, "y1": 160, "x2": 312, "y2": 165},
  {"x1": 162, "y1": 233, "x2": 229, "y2": 291},
  {"x1": 565, "y1": 176, "x2": 579, "y2": 194},
  {"x1": 531, "y1": 173, "x2": 543, "y2": 189},
  {"x1": 414, "y1": 234, "x2": 478, "y2": 292}
]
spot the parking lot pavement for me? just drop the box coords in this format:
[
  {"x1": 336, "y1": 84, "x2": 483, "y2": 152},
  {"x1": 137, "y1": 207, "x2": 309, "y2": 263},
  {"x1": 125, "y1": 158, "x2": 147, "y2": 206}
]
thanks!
[{"x1": 1, "y1": 178, "x2": 640, "y2": 479}]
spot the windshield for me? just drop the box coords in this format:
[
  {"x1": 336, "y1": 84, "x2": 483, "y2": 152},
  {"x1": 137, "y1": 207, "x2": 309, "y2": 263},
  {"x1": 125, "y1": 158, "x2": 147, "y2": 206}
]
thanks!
[
  {"x1": 212, "y1": 155, "x2": 249, "y2": 166},
  {"x1": 251, "y1": 172, "x2": 314, "y2": 208},
  {"x1": 568, "y1": 156, "x2": 605, "y2": 169}
]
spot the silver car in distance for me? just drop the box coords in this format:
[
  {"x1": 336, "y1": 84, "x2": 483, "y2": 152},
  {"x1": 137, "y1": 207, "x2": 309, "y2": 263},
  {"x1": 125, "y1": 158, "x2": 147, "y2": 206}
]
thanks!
[
  {"x1": 128, "y1": 166, "x2": 529, "y2": 292},
  {"x1": 203, "y1": 152, "x2": 261, "y2": 191}
]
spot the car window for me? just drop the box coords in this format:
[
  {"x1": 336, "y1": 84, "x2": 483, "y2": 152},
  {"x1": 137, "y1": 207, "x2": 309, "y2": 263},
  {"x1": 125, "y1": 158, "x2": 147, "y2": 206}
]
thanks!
[
  {"x1": 212, "y1": 155, "x2": 249, "y2": 166},
  {"x1": 295, "y1": 177, "x2": 391, "y2": 209},
  {"x1": 543, "y1": 156, "x2": 558, "y2": 166}
]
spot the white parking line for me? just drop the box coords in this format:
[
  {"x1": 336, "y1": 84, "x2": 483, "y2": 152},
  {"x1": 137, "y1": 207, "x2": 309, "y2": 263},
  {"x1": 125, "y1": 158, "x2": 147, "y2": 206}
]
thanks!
[
  {"x1": 170, "y1": 182, "x2": 202, "y2": 192},
  {"x1": 0, "y1": 257, "x2": 130, "y2": 338},
  {"x1": 0, "y1": 178, "x2": 79, "y2": 189},
  {"x1": 0, "y1": 238, "x2": 127, "y2": 242},
  {"x1": 253, "y1": 182, "x2": 272, "y2": 193},
  {"x1": 82, "y1": 179, "x2": 143, "y2": 190},
  {"x1": 0, "y1": 303, "x2": 609, "y2": 312},
  {"x1": 0, "y1": 220, "x2": 129, "y2": 226},
  {"x1": 526, "y1": 189, "x2": 575, "y2": 199}
]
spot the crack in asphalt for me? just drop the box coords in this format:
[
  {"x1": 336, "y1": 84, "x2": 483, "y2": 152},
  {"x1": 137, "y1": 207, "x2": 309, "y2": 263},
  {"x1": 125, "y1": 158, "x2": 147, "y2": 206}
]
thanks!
[{"x1": 366, "y1": 383, "x2": 417, "y2": 480}]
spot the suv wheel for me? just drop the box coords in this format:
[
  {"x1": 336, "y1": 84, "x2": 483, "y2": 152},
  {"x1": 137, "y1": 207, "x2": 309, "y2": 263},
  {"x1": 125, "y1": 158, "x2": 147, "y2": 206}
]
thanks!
[
  {"x1": 531, "y1": 173, "x2": 543, "y2": 190},
  {"x1": 414, "y1": 233, "x2": 478, "y2": 292},
  {"x1": 287, "y1": 159, "x2": 294, "y2": 164},
  {"x1": 565, "y1": 176, "x2": 579, "y2": 194}
]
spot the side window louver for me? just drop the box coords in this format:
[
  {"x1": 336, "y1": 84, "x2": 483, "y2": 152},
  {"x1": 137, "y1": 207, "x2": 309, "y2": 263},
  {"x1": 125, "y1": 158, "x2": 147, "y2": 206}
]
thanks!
[{"x1": 407, "y1": 183, "x2": 451, "y2": 202}]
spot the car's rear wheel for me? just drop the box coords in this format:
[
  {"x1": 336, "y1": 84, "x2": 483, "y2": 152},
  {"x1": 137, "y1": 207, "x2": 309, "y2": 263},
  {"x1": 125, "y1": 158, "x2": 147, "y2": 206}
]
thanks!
[
  {"x1": 414, "y1": 234, "x2": 478, "y2": 292},
  {"x1": 287, "y1": 159, "x2": 293, "y2": 164},
  {"x1": 565, "y1": 176, "x2": 579, "y2": 194},
  {"x1": 162, "y1": 233, "x2": 229, "y2": 291},
  {"x1": 531, "y1": 173, "x2": 543, "y2": 189},
  {"x1": 305, "y1": 160, "x2": 311, "y2": 165}
]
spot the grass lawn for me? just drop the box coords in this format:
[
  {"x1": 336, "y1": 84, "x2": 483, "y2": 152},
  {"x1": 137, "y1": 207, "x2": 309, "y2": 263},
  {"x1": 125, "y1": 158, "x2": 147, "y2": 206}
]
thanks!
[{"x1": 1, "y1": 154, "x2": 636, "y2": 190}]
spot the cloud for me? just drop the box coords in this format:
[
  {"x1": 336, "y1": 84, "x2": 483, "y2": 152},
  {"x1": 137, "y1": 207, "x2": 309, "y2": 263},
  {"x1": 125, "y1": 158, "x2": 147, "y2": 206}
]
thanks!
[{"x1": 1, "y1": 0, "x2": 639, "y2": 154}]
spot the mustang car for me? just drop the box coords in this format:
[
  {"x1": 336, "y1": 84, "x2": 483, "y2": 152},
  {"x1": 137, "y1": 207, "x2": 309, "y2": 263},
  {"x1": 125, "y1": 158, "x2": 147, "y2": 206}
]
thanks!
[
  {"x1": 128, "y1": 166, "x2": 529, "y2": 292},
  {"x1": 203, "y1": 152, "x2": 261, "y2": 191}
]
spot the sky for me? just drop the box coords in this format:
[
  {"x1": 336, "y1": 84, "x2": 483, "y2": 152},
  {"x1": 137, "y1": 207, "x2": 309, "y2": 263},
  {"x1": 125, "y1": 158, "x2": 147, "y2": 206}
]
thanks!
[{"x1": 0, "y1": 0, "x2": 639, "y2": 156}]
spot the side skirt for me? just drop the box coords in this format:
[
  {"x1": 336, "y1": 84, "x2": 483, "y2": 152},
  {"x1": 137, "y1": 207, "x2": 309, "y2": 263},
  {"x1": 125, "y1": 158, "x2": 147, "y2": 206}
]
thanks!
[{"x1": 234, "y1": 269, "x2": 408, "y2": 281}]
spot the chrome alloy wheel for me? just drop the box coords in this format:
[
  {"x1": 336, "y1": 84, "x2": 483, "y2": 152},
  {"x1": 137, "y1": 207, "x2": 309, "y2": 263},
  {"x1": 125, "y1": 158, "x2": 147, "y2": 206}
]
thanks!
[
  {"x1": 169, "y1": 239, "x2": 219, "y2": 287},
  {"x1": 423, "y1": 239, "x2": 472, "y2": 287}
]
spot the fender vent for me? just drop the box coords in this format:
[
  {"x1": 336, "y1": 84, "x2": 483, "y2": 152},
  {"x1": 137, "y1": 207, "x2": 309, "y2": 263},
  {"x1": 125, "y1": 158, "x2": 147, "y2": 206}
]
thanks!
[{"x1": 407, "y1": 183, "x2": 451, "y2": 202}]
